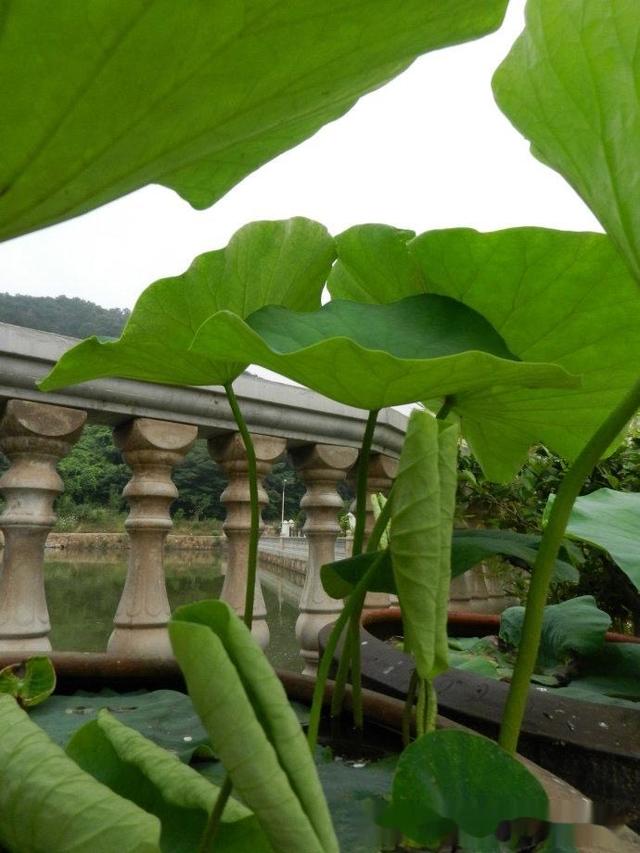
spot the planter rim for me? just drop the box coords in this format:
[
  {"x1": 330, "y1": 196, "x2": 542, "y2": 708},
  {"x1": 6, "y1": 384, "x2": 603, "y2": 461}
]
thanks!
[
  {"x1": 362, "y1": 607, "x2": 640, "y2": 645},
  {"x1": 340, "y1": 607, "x2": 640, "y2": 829},
  {"x1": 352, "y1": 609, "x2": 640, "y2": 761},
  {"x1": 0, "y1": 649, "x2": 591, "y2": 826}
]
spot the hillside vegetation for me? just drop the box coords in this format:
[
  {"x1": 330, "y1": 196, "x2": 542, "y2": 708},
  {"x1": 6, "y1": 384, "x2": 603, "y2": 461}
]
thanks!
[{"x1": 0, "y1": 292, "x2": 129, "y2": 338}]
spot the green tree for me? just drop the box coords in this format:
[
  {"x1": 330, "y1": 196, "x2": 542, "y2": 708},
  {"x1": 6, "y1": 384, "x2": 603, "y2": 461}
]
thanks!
[
  {"x1": 172, "y1": 442, "x2": 228, "y2": 521},
  {"x1": 56, "y1": 426, "x2": 129, "y2": 515},
  {"x1": 457, "y1": 426, "x2": 640, "y2": 628},
  {"x1": 0, "y1": 292, "x2": 129, "y2": 338}
]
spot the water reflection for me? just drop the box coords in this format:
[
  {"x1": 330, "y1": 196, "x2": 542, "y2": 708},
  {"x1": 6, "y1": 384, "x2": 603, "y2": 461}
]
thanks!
[{"x1": 44, "y1": 553, "x2": 303, "y2": 672}]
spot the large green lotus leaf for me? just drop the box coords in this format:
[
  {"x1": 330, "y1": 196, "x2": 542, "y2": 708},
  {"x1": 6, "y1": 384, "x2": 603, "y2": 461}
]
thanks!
[
  {"x1": 67, "y1": 711, "x2": 270, "y2": 853},
  {"x1": 169, "y1": 600, "x2": 338, "y2": 853},
  {"x1": 500, "y1": 596, "x2": 611, "y2": 669},
  {"x1": 493, "y1": 0, "x2": 640, "y2": 281},
  {"x1": 381, "y1": 730, "x2": 548, "y2": 844},
  {"x1": 321, "y1": 529, "x2": 576, "y2": 599},
  {"x1": 556, "y1": 488, "x2": 640, "y2": 593},
  {"x1": 328, "y1": 224, "x2": 640, "y2": 480},
  {"x1": 451, "y1": 528, "x2": 578, "y2": 585},
  {"x1": 39, "y1": 218, "x2": 334, "y2": 391},
  {"x1": 0, "y1": 0, "x2": 508, "y2": 242},
  {"x1": 0, "y1": 694, "x2": 160, "y2": 852},
  {"x1": 190, "y1": 293, "x2": 575, "y2": 411}
]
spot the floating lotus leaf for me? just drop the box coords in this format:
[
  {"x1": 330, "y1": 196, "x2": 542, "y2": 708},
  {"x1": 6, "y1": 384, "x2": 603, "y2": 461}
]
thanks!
[{"x1": 0, "y1": 656, "x2": 56, "y2": 708}]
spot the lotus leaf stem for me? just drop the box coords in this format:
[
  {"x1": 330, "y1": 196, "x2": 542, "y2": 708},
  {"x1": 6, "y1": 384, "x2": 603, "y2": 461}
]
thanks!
[
  {"x1": 307, "y1": 551, "x2": 387, "y2": 752},
  {"x1": 198, "y1": 775, "x2": 234, "y2": 852},
  {"x1": 224, "y1": 382, "x2": 260, "y2": 630},
  {"x1": 499, "y1": 375, "x2": 640, "y2": 753}
]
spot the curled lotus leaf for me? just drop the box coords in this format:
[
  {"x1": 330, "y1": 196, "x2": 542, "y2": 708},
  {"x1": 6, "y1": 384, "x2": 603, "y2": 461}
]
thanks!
[
  {"x1": 189, "y1": 292, "x2": 576, "y2": 411},
  {"x1": 328, "y1": 224, "x2": 640, "y2": 480}
]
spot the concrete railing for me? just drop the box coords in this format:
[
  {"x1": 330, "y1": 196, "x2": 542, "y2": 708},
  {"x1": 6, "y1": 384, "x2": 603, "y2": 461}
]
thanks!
[
  {"x1": 0, "y1": 322, "x2": 407, "y2": 672},
  {"x1": 0, "y1": 322, "x2": 513, "y2": 672}
]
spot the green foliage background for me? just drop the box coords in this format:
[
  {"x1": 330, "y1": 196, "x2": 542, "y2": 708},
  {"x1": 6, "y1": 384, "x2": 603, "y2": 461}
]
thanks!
[
  {"x1": 53, "y1": 428, "x2": 308, "y2": 531},
  {"x1": 457, "y1": 427, "x2": 640, "y2": 628}
]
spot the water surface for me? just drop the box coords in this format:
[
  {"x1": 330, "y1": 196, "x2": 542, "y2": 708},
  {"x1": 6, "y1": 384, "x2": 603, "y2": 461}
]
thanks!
[{"x1": 44, "y1": 553, "x2": 303, "y2": 672}]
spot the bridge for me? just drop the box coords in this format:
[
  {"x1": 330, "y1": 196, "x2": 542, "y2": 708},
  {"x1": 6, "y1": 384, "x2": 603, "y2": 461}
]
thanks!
[{"x1": 0, "y1": 321, "x2": 510, "y2": 673}]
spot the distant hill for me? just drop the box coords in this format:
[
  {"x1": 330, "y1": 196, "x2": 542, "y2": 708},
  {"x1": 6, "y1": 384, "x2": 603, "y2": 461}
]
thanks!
[{"x1": 0, "y1": 292, "x2": 129, "y2": 338}]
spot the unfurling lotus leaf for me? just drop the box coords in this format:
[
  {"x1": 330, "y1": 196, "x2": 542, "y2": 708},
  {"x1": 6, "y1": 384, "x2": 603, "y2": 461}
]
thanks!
[
  {"x1": 0, "y1": 694, "x2": 160, "y2": 852},
  {"x1": 388, "y1": 409, "x2": 458, "y2": 680},
  {"x1": 169, "y1": 600, "x2": 339, "y2": 853},
  {"x1": 67, "y1": 710, "x2": 271, "y2": 853}
]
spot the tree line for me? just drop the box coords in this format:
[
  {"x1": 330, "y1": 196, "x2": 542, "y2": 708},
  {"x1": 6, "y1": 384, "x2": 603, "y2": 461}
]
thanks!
[
  {"x1": 0, "y1": 292, "x2": 311, "y2": 527},
  {"x1": 0, "y1": 292, "x2": 130, "y2": 338}
]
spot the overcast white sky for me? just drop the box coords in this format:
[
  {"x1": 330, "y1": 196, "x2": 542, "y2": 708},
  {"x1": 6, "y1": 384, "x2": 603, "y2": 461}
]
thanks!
[{"x1": 0, "y1": 0, "x2": 600, "y2": 311}]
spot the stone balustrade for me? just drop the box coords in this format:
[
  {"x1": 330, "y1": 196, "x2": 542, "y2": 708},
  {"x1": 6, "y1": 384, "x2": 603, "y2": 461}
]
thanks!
[
  {"x1": 0, "y1": 400, "x2": 85, "y2": 651},
  {"x1": 209, "y1": 432, "x2": 287, "y2": 649},
  {"x1": 108, "y1": 418, "x2": 197, "y2": 657},
  {"x1": 0, "y1": 321, "x2": 514, "y2": 664},
  {"x1": 292, "y1": 443, "x2": 358, "y2": 674}
]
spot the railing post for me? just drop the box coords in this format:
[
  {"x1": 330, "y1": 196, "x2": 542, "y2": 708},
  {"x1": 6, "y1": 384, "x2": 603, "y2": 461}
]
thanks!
[
  {"x1": 209, "y1": 432, "x2": 286, "y2": 649},
  {"x1": 0, "y1": 400, "x2": 86, "y2": 651},
  {"x1": 449, "y1": 565, "x2": 517, "y2": 614},
  {"x1": 347, "y1": 453, "x2": 398, "y2": 610},
  {"x1": 291, "y1": 444, "x2": 358, "y2": 674},
  {"x1": 108, "y1": 418, "x2": 197, "y2": 657},
  {"x1": 357, "y1": 452, "x2": 397, "y2": 611}
]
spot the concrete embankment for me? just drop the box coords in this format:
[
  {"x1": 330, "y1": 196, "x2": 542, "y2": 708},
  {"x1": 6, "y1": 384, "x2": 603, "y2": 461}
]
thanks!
[
  {"x1": 0, "y1": 531, "x2": 225, "y2": 552},
  {"x1": 257, "y1": 550, "x2": 306, "y2": 588}
]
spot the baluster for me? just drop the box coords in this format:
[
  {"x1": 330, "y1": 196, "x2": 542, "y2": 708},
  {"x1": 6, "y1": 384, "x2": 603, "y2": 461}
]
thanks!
[
  {"x1": 108, "y1": 418, "x2": 197, "y2": 657},
  {"x1": 0, "y1": 400, "x2": 86, "y2": 651},
  {"x1": 354, "y1": 452, "x2": 397, "y2": 611},
  {"x1": 292, "y1": 444, "x2": 358, "y2": 674},
  {"x1": 209, "y1": 432, "x2": 286, "y2": 649},
  {"x1": 449, "y1": 564, "x2": 517, "y2": 615}
]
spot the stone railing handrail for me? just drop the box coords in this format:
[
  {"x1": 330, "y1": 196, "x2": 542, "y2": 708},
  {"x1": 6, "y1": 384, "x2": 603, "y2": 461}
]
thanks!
[
  {"x1": 0, "y1": 323, "x2": 510, "y2": 670},
  {"x1": 0, "y1": 321, "x2": 406, "y2": 454}
]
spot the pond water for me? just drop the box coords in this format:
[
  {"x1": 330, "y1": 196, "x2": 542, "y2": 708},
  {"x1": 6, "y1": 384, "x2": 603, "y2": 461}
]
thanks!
[{"x1": 44, "y1": 552, "x2": 303, "y2": 672}]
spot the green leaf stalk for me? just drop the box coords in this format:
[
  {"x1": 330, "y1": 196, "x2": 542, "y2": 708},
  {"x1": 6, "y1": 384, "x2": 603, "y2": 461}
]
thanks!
[{"x1": 499, "y1": 375, "x2": 640, "y2": 753}]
